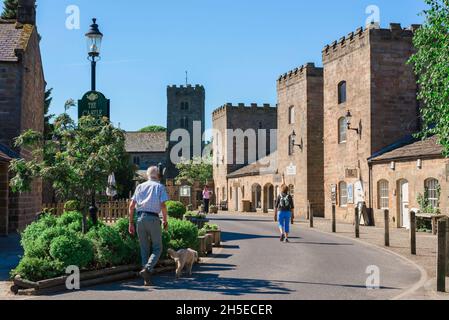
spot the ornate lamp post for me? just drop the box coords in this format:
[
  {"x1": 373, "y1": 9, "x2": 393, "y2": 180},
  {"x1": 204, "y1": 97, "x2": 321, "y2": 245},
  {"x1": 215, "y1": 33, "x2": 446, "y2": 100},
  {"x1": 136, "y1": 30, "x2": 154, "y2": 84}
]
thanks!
[
  {"x1": 346, "y1": 110, "x2": 360, "y2": 135},
  {"x1": 85, "y1": 18, "x2": 103, "y2": 91}
]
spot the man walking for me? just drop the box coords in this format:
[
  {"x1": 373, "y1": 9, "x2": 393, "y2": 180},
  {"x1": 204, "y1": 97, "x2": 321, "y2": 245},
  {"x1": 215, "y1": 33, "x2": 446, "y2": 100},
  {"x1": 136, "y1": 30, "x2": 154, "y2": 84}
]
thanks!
[{"x1": 129, "y1": 166, "x2": 169, "y2": 286}]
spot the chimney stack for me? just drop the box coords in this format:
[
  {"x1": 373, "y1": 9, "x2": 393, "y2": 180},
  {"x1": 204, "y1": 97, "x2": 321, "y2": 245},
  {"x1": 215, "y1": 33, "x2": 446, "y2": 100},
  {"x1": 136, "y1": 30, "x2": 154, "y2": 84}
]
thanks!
[{"x1": 17, "y1": 0, "x2": 36, "y2": 25}]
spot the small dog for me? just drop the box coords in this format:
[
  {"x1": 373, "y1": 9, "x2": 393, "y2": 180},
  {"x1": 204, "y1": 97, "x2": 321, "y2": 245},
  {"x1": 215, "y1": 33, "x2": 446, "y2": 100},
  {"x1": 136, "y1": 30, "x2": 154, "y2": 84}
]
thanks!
[{"x1": 167, "y1": 248, "x2": 199, "y2": 278}]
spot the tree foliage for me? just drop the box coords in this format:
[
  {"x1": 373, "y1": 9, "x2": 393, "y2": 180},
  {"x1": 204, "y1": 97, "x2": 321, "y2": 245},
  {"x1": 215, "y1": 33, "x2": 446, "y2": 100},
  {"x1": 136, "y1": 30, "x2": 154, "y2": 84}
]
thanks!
[
  {"x1": 409, "y1": 0, "x2": 449, "y2": 156},
  {"x1": 9, "y1": 108, "x2": 129, "y2": 210},
  {"x1": 1, "y1": 0, "x2": 18, "y2": 19},
  {"x1": 139, "y1": 125, "x2": 166, "y2": 133},
  {"x1": 175, "y1": 156, "x2": 213, "y2": 185}
]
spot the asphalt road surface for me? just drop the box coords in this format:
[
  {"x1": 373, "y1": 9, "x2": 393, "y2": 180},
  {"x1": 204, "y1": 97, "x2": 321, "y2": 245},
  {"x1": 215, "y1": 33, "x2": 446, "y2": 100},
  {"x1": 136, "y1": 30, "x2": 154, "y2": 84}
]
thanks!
[{"x1": 34, "y1": 215, "x2": 422, "y2": 300}]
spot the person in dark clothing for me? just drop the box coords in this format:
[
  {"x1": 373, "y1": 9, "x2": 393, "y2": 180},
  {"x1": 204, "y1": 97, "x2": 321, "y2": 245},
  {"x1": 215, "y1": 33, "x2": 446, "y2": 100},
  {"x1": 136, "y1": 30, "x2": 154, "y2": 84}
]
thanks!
[{"x1": 274, "y1": 185, "x2": 295, "y2": 243}]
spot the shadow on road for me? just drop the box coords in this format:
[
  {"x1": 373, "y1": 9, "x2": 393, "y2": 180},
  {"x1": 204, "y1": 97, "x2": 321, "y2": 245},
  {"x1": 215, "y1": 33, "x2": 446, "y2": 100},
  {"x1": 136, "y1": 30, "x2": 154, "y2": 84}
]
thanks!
[{"x1": 222, "y1": 231, "x2": 301, "y2": 242}]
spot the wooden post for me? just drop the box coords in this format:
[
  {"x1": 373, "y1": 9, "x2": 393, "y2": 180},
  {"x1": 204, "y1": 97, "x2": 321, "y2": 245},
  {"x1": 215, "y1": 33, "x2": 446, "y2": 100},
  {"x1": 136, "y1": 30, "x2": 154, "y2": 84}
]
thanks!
[
  {"x1": 309, "y1": 204, "x2": 314, "y2": 229},
  {"x1": 446, "y1": 218, "x2": 449, "y2": 277},
  {"x1": 355, "y1": 207, "x2": 360, "y2": 238},
  {"x1": 410, "y1": 211, "x2": 416, "y2": 255},
  {"x1": 384, "y1": 209, "x2": 390, "y2": 247},
  {"x1": 332, "y1": 204, "x2": 336, "y2": 233},
  {"x1": 437, "y1": 219, "x2": 447, "y2": 292}
]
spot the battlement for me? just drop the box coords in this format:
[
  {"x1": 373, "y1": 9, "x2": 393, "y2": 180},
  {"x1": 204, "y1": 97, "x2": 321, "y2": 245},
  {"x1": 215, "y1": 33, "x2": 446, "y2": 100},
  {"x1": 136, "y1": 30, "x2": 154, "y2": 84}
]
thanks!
[
  {"x1": 322, "y1": 23, "x2": 421, "y2": 63},
  {"x1": 167, "y1": 84, "x2": 205, "y2": 92},
  {"x1": 212, "y1": 103, "x2": 276, "y2": 118},
  {"x1": 277, "y1": 62, "x2": 323, "y2": 84}
]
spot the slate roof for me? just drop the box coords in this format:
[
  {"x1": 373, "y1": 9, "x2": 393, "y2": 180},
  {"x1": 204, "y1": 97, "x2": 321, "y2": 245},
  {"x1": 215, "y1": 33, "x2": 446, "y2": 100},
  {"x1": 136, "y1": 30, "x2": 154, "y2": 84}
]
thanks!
[
  {"x1": 369, "y1": 135, "x2": 444, "y2": 163},
  {"x1": 0, "y1": 143, "x2": 19, "y2": 162},
  {"x1": 0, "y1": 20, "x2": 34, "y2": 62},
  {"x1": 125, "y1": 132, "x2": 167, "y2": 153},
  {"x1": 227, "y1": 153, "x2": 277, "y2": 179}
]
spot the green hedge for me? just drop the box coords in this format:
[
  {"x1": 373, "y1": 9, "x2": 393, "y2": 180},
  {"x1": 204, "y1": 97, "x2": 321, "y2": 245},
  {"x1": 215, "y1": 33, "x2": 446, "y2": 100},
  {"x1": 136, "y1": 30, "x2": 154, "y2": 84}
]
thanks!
[
  {"x1": 12, "y1": 212, "x2": 202, "y2": 282},
  {"x1": 166, "y1": 201, "x2": 186, "y2": 220}
]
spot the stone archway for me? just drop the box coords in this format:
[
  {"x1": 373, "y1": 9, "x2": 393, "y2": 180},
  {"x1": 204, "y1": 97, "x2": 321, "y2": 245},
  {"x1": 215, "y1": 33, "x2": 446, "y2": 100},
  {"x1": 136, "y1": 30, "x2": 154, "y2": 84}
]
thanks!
[
  {"x1": 263, "y1": 183, "x2": 275, "y2": 212},
  {"x1": 251, "y1": 184, "x2": 262, "y2": 212}
]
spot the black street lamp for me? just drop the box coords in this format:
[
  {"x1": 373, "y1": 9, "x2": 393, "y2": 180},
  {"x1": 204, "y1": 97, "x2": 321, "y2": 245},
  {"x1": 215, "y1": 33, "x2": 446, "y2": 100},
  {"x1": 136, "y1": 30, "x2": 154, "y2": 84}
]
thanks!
[
  {"x1": 346, "y1": 110, "x2": 360, "y2": 135},
  {"x1": 291, "y1": 130, "x2": 303, "y2": 151},
  {"x1": 85, "y1": 18, "x2": 103, "y2": 91}
]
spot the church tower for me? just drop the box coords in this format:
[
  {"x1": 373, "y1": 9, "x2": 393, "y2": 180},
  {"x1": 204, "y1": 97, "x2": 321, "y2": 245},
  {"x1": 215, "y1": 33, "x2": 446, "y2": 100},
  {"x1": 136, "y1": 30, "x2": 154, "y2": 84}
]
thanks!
[{"x1": 166, "y1": 84, "x2": 206, "y2": 178}]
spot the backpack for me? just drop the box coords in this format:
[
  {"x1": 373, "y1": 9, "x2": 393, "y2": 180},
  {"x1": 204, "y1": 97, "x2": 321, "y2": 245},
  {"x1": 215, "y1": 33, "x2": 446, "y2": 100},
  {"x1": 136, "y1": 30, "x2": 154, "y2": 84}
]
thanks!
[{"x1": 278, "y1": 194, "x2": 291, "y2": 211}]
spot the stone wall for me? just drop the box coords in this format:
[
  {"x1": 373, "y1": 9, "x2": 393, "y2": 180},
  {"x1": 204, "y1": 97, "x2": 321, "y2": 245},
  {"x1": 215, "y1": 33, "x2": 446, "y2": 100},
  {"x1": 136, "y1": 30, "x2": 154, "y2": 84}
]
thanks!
[
  {"x1": 212, "y1": 104, "x2": 277, "y2": 205},
  {"x1": 128, "y1": 152, "x2": 167, "y2": 171},
  {"x1": 277, "y1": 63, "x2": 324, "y2": 217},
  {"x1": 323, "y1": 24, "x2": 418, "y2": 223},
  {"x1": 371, "y1": 157, "x2": 449, "y2": 227}
]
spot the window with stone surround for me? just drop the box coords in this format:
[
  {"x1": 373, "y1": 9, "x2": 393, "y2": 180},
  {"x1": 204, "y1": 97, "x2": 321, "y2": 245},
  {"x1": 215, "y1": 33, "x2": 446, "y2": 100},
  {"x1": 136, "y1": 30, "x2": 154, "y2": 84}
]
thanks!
[
  {"x1": 377, "y1": 180, "x2": 389, "y2": 209},
  {"x1": 288, "y1": 135, "x2": 294, "y2": 156},
  {"x1": 425, "y1": 178, "x2": 440, "y2": 209},
  {"x1": 289, "y1": 106, "x2": 295, "y2": 124},
  {"x1": 180, "y1": 101, "x2": 189, "y2": 110},
  {"x1": 339, "y1": 182, "x2": 348, "y2": 207},
  {"x1": 338, "y1": 117, "x2": 347, "y2": 144},
  {"x1": 338, "y1": 81, "x2": 347, "y2": 104}
]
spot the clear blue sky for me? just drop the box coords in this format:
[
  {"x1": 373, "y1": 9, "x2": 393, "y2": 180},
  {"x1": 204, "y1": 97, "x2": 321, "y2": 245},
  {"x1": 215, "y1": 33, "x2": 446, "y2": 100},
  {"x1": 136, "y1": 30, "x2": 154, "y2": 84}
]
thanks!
[{"x1": 36, "y1": 0, "x2": 427, "y2": 132}]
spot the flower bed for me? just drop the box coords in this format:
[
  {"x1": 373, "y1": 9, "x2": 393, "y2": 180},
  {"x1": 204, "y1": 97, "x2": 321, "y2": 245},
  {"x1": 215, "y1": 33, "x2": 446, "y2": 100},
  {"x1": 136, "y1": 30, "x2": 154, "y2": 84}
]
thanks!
[{"x1": 11, "y1": 211, "x2": 200, "y2": 285}]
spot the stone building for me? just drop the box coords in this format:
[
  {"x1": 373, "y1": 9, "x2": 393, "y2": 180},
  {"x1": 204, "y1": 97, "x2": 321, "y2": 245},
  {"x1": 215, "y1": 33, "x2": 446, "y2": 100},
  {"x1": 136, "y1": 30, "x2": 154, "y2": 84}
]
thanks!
[
  {"x1": 166, "y1": 84, "x2": 205, "y2": 178},
  {"x1": 323, "y1": 23, "x2": 420, "y2": 223},
  {"x1": 0, "y1": 0, "x2": 45, "y2": 235},
  {"x1": 125, "y1": 131, "x2": 167, "y2": 177},
  {"x1": 369, "y1": 136, "x2": 448, "y2": 228},
  {"x1": 212, "y1": 103, "x2": 277, "y2": 210}
]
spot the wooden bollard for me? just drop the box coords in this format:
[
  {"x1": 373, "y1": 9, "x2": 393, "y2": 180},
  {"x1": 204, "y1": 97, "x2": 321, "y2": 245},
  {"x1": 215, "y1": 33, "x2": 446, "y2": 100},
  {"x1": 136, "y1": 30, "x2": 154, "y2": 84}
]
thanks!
[
  {"x1": 410, "y1": 211, "x2": 416, "y2": 255},
  {"x1": 332, "y1": 204, "x2": 336, "y2": 233},
  {"x1": 355, "y1": 207, "x2": 360, "y2": 238},
  {"x1": 309, "y1": 205, "x2": 314, "y2": 228},
  {"x1": 446, "y1": 218, "x2": 449, "y2": 277},
  {"x1": 437, "y1": 219, "x2": 447, "y2": 292},
  {"x1": 384, "y1": 209, "x2": 390, "y2": 247}
]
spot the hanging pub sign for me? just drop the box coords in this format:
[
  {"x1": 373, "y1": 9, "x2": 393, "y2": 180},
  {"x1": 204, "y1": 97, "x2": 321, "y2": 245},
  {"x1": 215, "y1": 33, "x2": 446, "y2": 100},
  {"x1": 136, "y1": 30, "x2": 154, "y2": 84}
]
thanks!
[{"x1": 78, "y1": 91, "x2": 110, "y2": 119}]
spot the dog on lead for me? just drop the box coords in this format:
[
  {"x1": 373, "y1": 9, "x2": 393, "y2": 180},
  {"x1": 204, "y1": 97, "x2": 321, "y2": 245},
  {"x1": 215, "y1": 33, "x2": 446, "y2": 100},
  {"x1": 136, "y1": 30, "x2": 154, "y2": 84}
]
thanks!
[{"x1": 167, "y1": 248, "x2": 199, "y2": 278}]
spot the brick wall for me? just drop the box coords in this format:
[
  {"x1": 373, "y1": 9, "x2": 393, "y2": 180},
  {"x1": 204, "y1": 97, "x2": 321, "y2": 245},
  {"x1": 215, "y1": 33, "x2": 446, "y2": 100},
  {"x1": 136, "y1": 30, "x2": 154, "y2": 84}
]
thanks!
[
  {"x1": 0, "y1": 26, "x2": 44, "y2": 233},
  {"x1": 0, "y1": 162, "x2": 9, "y2": 235}
]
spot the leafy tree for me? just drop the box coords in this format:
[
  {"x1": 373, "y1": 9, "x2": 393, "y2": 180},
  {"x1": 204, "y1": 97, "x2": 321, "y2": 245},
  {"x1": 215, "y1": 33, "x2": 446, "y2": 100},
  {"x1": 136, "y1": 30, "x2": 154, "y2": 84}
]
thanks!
[
  {"x1": 43, "y1": 88, "x2": 55, "y2": 140},
  {"x1": 9, "y1": 105, "x2": 129, "y2": 232},
  {"x1": 1, "y1": 0, "x2": 18, "y2": 19},
  {"x1": 139, "y1": 125, "x2": 166, "y2": 133},
  {"x1": 409, "y1": 0, "x2": 449, "y2": 156},
  {"x1": 175, "y1": 156, "x2": 213, "y2": 185}
]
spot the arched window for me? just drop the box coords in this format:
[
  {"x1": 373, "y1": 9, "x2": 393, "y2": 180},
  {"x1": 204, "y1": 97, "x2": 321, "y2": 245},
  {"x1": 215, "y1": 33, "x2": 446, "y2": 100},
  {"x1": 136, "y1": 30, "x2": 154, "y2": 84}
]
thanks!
[
  {"x1": 339, "y1": 182, "x2": 348, "y2": 207},
  {"x1": 338, "y1": 81, "x2": 347, "y2": 104},
  {"x1": 425, "y1": 178, "x2": 440, "y2": 209},
  {"x1": 289, "y1": 106, "x2": 295, "y2": 124},
  {"x1": 378, "y1": 180, "x2": 389, "y2": 209},
  {"x1": 338, "y1": 117, "x2": 347, "y2": 144}
]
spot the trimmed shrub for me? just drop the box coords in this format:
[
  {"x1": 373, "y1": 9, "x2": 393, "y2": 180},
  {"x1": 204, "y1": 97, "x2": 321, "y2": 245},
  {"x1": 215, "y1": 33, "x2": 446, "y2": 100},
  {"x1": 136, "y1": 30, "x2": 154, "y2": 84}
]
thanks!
[
  {"x1": 10, "y1": 257, "x2": 64, "y2": 282},
  {"x1": 26, "y1": 226, "x2": 76, "y2": 259},
  {"x1": 49, "y1": 235, "x2": 94, "y2": 269},
  {"x1": 87, "y1": 225, "x2": 127, "y2": 268},
  {"x1": 167, "y1": 218, "x2": 199, "y2": 251},
  {"x1": 21, "y1": 214, "x2": 57, "y2": 255},
  {"x1": 113, "y1": 218, "x2": 140, "y2": 265},
  {"x1": 64, "y1": 200, "x2": 81, "y2": 212},
  {"x1": 56, "y1": 211, "x2": 98, "y2": 233},
  {"x1": 166, "y1": 201, "x2": 186, "y2": 220}
]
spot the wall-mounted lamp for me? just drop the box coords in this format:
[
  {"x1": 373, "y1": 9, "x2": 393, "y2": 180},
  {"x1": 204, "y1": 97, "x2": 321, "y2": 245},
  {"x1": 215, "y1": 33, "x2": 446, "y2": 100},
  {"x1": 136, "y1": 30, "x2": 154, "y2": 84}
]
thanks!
[
  {"x1": 291, "y1": 130, "x2": 303, "y2": 151},
  {"x1": 390, "y1": 161, "x2": 396, "y2": 170},
  {"x1": 417, "y1": 159, "x2": 422, "y2": 169},
  {"x1": 346, "y1": 110, "x2": 360, "y2": 135}
]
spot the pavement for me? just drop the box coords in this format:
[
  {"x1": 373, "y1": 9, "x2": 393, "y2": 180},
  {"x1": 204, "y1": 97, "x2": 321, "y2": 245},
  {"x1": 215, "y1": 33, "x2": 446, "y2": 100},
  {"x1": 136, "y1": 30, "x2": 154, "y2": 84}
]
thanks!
[{"x1": 3, "y1": 214, "x2": 429, "y2": 300}]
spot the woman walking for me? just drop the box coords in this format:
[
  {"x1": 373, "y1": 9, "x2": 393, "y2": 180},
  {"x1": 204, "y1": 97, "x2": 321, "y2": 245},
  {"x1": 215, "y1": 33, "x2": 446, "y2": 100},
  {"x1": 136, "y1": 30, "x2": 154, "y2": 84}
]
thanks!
[
  {"x1": 274, "y1": 185, "x2": 295, "y2": 243},
  {"x1": 202, "y1": 185, "x2": 212, "y2": 214}
]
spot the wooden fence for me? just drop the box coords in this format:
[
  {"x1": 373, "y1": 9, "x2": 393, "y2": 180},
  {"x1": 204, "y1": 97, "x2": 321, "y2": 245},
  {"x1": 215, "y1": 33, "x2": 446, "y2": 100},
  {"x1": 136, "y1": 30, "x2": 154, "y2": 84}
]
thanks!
[{"x1": 43, "y1": 199, "x2": 130, "y2": 224}]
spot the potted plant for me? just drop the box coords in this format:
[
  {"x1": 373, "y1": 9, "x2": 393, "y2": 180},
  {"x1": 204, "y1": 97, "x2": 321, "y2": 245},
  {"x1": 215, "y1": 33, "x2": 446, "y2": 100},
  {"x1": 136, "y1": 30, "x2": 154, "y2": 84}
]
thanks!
[
  {"x1": 209, "y1": 205, "x2": 219, "y2": 214},
  {"x1": 201, "y1": 223, "x2": 221, "y2": 247},
  {"x1": 184, "y1": 212, "x2": 209, "y2": 229}
]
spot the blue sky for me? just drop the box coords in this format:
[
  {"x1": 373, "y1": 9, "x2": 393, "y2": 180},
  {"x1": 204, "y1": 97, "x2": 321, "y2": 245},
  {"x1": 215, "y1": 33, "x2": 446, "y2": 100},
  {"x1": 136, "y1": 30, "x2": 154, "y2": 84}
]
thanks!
[{"x1": 36, "y1": 0, "x2": 427, "y2": 132}]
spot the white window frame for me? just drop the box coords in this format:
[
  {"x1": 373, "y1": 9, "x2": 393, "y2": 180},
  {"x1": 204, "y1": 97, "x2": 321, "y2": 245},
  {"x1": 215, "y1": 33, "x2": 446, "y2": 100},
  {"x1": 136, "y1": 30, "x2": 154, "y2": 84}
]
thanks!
[
  {"x1": 378, "y1": 180, "x2": 389, "y2": 209},
  {"x1": 339, "y1": 182, "x2": 348, "y2": 207}
]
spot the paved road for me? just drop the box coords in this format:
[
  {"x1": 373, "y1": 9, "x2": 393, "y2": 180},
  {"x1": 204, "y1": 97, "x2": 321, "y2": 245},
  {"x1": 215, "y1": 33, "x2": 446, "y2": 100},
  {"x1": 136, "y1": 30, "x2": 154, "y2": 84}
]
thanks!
[{"x1": 34, "y1": 215, "x2": 422, "y2": 300}]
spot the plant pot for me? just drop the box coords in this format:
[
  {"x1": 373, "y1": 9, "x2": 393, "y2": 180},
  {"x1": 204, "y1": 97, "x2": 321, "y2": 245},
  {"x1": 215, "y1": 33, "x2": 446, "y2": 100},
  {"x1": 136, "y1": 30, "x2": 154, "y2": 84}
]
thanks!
[
  {"x1": 206, "y1": 230, "x2": 221, "y2": 247},
  {"x1": 205, "y1": 234, "x2": 213, "y2": 254},
  {"x1": 198, "y1": 236, "x2": 207, "y2": 257}
]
